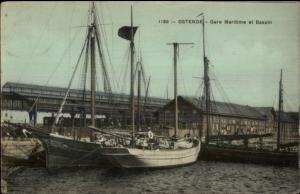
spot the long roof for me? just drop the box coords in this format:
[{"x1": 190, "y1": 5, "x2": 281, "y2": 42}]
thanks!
[
  {"x1": 2, "y1": 82, "x2": 169, "y2": 106},
  {"x1": 162, "y1": 96, "x2": 298, "y2": 123},
  {"x1": 182, "y1": 96, "x2": 267, "y2": 120}
]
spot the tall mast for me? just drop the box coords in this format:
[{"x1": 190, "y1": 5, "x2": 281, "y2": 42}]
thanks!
[
  {"x1": 201, "y1": 13, "x2": 211, "y2": 144},
  {"x1": 174, "y1": 43, "x2": 178, "y2": 137},
  {"x1": 167, "y1": 42, "x2": 193, "y2": 138},
  {"x1": 90, "y1": 2, "x2": 96, "y2": 127},
  {"x1": 130, "y1": 6, "x2": 135, "y2": 140},
  {"x1": 137, "y1": 69, "x2": 141, "y2": 131},
  {"x1": 117, "y1": 6, "x2": 138, "y2": 140},
  {"x1": 277, "y1": 69, "x2": 283, "y2": 151}
]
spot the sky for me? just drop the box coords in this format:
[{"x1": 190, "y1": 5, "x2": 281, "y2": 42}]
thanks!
[{"x1": 1, "y1": 1, "x2": 299, "y2": 119}]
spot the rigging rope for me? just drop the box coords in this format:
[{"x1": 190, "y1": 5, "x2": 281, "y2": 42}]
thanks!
[
  {"x1": 141, "y1": 77, "x2": 151, "y2": 126},
  {"x1": 28, "y1": 26, "x2": 87, "y2": 113},
  {"x1": 95, "y1": 24, "x2": 113, "y2": 94},
  {"x1": 69, "y1": 145, "x2": 103, "y2": 165},
  {"x1": 51, "y1": 31, "x2": 90, "y2": 129},
  {"x1": 95, "y1": 3, "x2": 117, "y2": 92},
  {"x1": 283, "y1": 90, "x2": 297, "y2": 111},
  {"x1": 138, "y1": 56, "x2": 148, "y2": 89},
  {"x1": 79, "y1": 36, "x2": 90, "y2": 127},
  {"x1": 194, "y1": 80, "x2": 204, "y2": 98},
  {"x1": 210, "y1": 68, "x2": 242, "y2": 115},
  {"x1": 120, "y1": 46, "x2": 130, "y2": 93}
]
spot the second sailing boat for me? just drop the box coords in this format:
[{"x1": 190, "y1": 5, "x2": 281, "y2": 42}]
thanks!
[{"x1": 100, "y1": 7, "x2": 201, "y2": 168}]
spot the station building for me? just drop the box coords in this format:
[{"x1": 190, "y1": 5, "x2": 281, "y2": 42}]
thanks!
[{"x1": 157, "y1": 96, "x2": 298, "y2": 144}]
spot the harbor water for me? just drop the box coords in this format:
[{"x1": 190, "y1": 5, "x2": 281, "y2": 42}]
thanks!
[{"x1": 7, "y1": 161, "x2": 299, "y2": 194}]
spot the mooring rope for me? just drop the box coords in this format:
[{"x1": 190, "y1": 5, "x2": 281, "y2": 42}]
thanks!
[{"x1": 68, "y1": 145, "x2": 103, "y2": 165}]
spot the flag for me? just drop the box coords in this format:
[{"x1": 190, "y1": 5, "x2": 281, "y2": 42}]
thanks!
[{"x1": 118, "y1": 26, "x2": 138, "y2": 41}]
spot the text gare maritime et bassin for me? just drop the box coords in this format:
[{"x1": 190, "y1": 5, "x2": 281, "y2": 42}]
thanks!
[{"x1": 176, "y1": 19, "x2": 272, "y2": 25}]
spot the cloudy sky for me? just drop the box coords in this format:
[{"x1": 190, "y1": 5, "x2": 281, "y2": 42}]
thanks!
[{"x1": 1, "y1": 1, "x2": 299, "y2": 114}]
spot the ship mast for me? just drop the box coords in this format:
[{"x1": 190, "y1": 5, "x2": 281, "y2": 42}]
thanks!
[
  {"x1": 130, "y1": 6, "x2": 135, "y2": 141},
  {"x1": 90, "y1": 2, "x2": 96, "y2": 127},
  {"x1": 117, "y1": 6, "x2": 138, "y2": 142},
  {"x1": 137, "y1": 69, "x2": 141, "y2": 131},
  {"x1": 167, "y1": 42, "x2": 193, "y2": 138},
  {"x1": 277, "y1": 69, "x2": 283, "y2": 151},
  {"x1": 199, "y1": 13, "x2": 211, "y2": 144},
  {"x1": 173, "y1": 43, "x2": 178, "y2": 137}
]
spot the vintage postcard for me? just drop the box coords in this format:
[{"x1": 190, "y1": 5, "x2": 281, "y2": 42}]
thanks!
[{"x1": 1, "y1": 1, "x2": 299, "y2": 194}]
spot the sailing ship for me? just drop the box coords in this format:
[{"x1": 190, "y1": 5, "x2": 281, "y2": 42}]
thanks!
[
  {"x1": 7, "y1": 2, "x2": 117, "y2": 169},
  {"x1": 197, "y1": 13, "x2": 297, "y2": 166},
  {"x1": 100, "y1": 7, "x2": 201, "y2": 168},
  {"x1": 201, "y1": 69, "x2": 298, "y2": 166}
]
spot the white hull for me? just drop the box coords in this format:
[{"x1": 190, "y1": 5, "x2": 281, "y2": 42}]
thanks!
[{"x1": 102, "y1": 140, "x2": 201, "y2": 168}]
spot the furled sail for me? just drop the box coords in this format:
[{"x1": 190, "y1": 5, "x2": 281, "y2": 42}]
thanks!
[{"x1": 118, "y1": 26, "x2": 138, "y2": 41}]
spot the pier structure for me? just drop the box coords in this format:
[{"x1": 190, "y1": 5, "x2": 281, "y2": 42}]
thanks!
[{"x1": 1, "y1": 82, "x2": 168, "y2": 127}]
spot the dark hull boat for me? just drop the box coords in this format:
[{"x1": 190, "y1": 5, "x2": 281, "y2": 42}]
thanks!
[
  {"x1": 38, "y1": 134, "x2": 110, "y2": 169},
  {"x1": 4, "y1": 122, "x2": 111, "y2": 169},
  {"x1": 200, "y1": 144, "x2": 298, "y2": 167}
]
